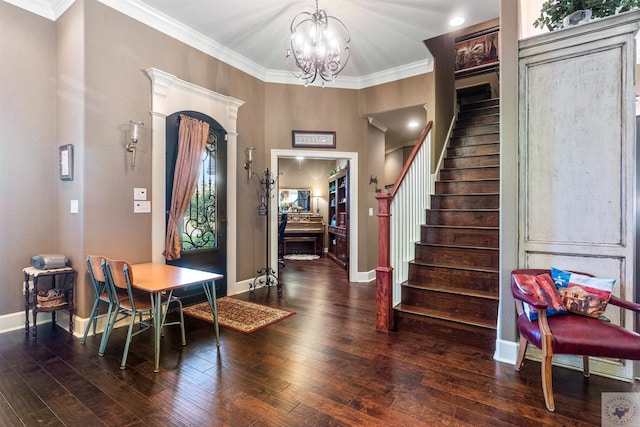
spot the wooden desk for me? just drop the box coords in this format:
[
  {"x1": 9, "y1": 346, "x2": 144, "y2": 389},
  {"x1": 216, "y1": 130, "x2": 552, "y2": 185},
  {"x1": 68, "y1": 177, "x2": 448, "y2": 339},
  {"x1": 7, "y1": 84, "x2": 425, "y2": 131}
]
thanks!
[{"x1": 130, "y1": 263, "x2": 223, "y2": 372}]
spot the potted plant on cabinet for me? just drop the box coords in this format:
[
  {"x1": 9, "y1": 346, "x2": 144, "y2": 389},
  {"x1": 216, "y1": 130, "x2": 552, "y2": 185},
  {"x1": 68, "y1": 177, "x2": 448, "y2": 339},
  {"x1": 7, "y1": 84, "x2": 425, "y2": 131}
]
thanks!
[{"x1": 534, "y1": 0, "x2": 639, "y2": 31}]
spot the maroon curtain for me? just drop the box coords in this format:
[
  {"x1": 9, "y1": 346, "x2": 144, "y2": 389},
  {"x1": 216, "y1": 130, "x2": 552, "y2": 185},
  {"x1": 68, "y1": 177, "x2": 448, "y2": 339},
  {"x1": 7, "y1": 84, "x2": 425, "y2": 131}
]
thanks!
[{"x1": 163, "y1": 115, "x2": 209, "y2": 260}]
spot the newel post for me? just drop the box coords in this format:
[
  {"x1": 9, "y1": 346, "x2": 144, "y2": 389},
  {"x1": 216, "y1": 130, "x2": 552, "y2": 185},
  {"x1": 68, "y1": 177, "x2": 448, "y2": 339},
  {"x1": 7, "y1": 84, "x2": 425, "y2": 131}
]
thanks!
[{"x1": 375, "y1": 192, "x2": 394, "y2": 332}]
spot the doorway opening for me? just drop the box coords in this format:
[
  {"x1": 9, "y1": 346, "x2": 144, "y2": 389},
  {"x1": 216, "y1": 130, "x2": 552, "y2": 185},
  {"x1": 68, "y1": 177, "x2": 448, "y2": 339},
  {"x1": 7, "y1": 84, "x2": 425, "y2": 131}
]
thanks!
[{"x1": 270, "y1": 149, "x2": 359, "y2": 282}]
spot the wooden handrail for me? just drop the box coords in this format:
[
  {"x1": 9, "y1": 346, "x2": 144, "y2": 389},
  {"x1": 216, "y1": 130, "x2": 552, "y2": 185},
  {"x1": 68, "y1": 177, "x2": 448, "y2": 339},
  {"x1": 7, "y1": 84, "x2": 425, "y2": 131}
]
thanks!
[{"x1": 390, "y1": 121, "x2": 433, "y2": 198}]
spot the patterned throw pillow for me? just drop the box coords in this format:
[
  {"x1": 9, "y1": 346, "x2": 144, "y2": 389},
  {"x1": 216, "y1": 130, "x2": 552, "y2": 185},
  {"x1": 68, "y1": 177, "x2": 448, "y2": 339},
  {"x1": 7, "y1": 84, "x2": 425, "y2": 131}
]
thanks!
[
  {"x1": 513, "y1": 273, "x2": 568, "y2": 321},
  {"x1": 550, "y1": 267, "x2": 616, "y2": 318}
]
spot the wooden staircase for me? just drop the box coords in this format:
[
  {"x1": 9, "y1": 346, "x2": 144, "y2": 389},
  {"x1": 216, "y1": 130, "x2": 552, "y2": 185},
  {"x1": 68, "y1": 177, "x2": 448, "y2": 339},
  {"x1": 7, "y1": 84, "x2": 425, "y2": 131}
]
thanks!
[{"x1": 394, "y1": 96, "x2": 500, "y2": 352}]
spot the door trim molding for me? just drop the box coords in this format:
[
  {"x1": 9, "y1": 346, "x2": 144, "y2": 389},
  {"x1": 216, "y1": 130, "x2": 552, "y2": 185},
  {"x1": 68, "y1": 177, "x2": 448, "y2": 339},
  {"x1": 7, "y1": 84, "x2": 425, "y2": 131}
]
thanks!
[{"x1": 271, "y1": 149, "x2": 359, "y2": 282}]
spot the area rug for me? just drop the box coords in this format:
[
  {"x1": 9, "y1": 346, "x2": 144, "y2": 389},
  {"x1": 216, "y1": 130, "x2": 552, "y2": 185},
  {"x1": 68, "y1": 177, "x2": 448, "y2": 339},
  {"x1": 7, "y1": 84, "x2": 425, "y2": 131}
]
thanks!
[
  {"x1": 283, "y1": 254, "x2": 320, "y2": 261},
  {"x1": 183, "y1": 297, "x2": 296, "y2": 334}
]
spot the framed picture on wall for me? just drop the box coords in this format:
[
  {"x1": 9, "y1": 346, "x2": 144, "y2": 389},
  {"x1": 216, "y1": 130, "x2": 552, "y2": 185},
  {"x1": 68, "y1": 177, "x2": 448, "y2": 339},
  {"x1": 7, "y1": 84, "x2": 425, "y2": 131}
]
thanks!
[
  {"x1": 292, "y1": 130, "x2": 336, "y2": 149},
  {"x1": 454, "y1": 27, "x2": 499, "y2": 78},
  {"x1": 59, "y1": 144, "x2": 73, "y2": 181}
]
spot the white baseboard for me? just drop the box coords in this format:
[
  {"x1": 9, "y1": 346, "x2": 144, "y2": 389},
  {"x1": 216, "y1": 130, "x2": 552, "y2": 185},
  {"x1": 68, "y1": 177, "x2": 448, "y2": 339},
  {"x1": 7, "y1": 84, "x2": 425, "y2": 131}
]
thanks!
[
  {"x1": 355, "y1": 269, "x2": 376, "y2": 283},
  {"x1": 494, "y1": 338, "x2": 518, "y2": 365},
  {"x1": 493, "y1": 337, "x2": 635, "y2": 382},
  {"x1": 0, "y1": 309, "x2": 104, "y2": 338},
  {"x1": 228, "y1": 278, "x2": 253, "y2": 296}
]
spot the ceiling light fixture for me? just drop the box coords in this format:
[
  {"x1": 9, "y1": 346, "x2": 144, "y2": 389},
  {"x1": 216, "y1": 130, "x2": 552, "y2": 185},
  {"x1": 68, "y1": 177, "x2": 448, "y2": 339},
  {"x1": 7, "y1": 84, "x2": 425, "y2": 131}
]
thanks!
[
  {"x1": 449, "y1": 16, "x2": 465, "y2": 27},
  {"x1": 407, "y1": 120, "x2": 420, "y2": 129},
  {"x1": 286, "y1": 0, "x2": 351, "y2": 87}
]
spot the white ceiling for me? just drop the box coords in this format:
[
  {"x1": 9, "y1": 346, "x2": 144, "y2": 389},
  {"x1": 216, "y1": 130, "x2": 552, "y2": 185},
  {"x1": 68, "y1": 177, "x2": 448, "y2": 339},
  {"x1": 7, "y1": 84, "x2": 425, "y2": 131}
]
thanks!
[
  {"x1": 10, "y1": 0, "x2": 499, "y2": 149},
  {"x1": 13, "y1": 0, "x2": 500, "y2": 89}
]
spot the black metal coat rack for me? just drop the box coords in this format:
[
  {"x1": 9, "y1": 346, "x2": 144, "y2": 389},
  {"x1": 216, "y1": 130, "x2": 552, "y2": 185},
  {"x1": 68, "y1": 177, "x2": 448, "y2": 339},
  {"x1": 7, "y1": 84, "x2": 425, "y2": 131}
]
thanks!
[{"x1": 250, "y1": 168, "x2": 281, "y2": 294}]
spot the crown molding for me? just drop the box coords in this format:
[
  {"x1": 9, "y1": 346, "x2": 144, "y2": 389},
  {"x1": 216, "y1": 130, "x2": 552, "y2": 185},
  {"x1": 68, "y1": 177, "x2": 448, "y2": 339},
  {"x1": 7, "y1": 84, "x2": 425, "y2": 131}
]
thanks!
[
  {"x1": 9, "y1": 0, "x2": 434, "y2": 88},
  {"x1": 4, "y1": 0, "x2": 74, "y2": 19}
]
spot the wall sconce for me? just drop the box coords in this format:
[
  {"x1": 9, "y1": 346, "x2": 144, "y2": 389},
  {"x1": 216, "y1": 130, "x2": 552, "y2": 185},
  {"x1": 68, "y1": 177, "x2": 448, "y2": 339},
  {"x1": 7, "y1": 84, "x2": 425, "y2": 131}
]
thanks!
[
  {"x1": 244, "y1": 147, "x2": 255, "y2": 179},
  {"x1": 125, "y1": 120, "x2": 144, "y2": 168},
  {"x1": 314, "y1": 188, "x2": 322, "y2": 213},
  {"x1": 370, "y1": 175, "x2": 380, "y2": 192}
]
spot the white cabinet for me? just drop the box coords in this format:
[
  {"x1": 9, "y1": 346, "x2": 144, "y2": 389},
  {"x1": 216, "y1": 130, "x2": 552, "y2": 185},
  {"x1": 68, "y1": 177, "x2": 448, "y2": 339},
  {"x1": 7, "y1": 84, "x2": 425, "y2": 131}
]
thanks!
[{"x1": 518, "y1": 11, "x2": 640, "y2": 380}]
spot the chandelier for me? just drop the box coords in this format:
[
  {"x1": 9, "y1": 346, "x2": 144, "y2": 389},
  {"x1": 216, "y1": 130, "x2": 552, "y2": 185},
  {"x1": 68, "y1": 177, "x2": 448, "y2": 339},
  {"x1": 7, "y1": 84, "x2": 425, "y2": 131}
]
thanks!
[{"x1": 286, "y1": 0, "x2": 351, "y2": 86}]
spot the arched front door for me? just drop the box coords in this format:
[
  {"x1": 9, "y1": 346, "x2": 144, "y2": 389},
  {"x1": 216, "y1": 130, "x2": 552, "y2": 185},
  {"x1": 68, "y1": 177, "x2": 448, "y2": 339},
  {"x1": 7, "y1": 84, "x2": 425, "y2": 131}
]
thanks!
[{"x1": 165, "y1": 111, "x2": 227, "y2": 300}]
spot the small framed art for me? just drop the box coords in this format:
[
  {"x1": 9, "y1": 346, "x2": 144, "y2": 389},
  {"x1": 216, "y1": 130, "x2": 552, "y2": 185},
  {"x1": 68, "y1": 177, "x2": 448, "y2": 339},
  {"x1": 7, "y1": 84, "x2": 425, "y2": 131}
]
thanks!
[
  {"x1": 59, "y1": 144, "x2": 73, "y2": 181},
  {"x1": 292, "y1": 130, "x2": 336, "y2": 149}
]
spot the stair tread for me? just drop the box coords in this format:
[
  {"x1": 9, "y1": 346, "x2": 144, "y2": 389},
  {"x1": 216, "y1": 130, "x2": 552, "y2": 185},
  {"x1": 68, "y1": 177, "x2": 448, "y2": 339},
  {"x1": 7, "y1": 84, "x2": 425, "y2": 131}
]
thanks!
[
  {"x1": 428, "y1": 208, "x2": 499, "y2": 212},
  {"x1": 410, "y1": 260, "x2": 498, "y2": 274},
  {"x1": 437, "y1": 178, "x2": 499, "y2": 183},
  {"x1": 432, "y1": 193, "x2": 499, "y2": 197},
  {"x1": 395, "y1": 303, "x2": 497, "y2": 330},
  {"x1": 416, "y1": 242, "x2": 499, "y2": 251},
  {"x1": 404, "y1": 280, "x2": 498, "y2": 300},
  {"x1": 422, "y1": 224, "x2": 499, "y2": 230},
  {"x1": 451, "y1": 132, "x2": 500, "y2": 138},
  {"x1": 456, "y1": 115, "x2": 500, "y2": 123},
  {"x1": 457, "y1": 113, "x2": 500, "y2": 122},
  {"x1": 447, "y1": 143, "x2": 500, "y2": 150},
  {"x1": 441, "y1": 165, "x2": 499, "y2": 171},
  {"x1": 445, "y1": 153, "x2": 499, "y2": 158}
]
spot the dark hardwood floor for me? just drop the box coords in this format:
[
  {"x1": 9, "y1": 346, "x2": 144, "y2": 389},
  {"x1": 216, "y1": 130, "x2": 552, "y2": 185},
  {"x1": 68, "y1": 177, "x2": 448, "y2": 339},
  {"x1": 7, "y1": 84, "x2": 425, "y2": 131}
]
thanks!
[{"x1": 1, "y1": 257, "x2": 637, "y2": 426}]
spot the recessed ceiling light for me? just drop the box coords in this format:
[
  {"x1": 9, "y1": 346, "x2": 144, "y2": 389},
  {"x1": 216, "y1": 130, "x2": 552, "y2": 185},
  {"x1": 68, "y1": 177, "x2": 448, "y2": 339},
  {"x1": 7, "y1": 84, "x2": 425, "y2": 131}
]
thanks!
[
  {"x1": 449, "y1": 16, "x2": 465, "y2": 27},
  {"x1": 408, "y1": 120, "x2": 420, "y2": 129},
  {"x1": 296, "y1": 156, "x2": 304, "y2": 160}
]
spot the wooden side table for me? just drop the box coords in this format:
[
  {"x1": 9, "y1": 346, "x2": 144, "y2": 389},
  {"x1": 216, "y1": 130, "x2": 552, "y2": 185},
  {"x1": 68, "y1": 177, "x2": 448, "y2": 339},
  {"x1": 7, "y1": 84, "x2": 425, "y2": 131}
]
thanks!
[{"x1": 23, "y1": 266, "x2": 75, "y2": 338}]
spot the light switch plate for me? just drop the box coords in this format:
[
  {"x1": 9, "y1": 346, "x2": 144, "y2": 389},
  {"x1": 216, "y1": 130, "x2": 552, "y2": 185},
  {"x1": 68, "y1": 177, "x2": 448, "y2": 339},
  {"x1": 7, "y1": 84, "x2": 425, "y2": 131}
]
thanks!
[
  {"x1": 70, "y1": 200, "x2": 79, "y2": 214},
  {"x1": 134, "y1": 201, "x2": 151, "y2": 213},
  {"x1": 134, "y1": 187, "x2": 147, "y2": 200}
]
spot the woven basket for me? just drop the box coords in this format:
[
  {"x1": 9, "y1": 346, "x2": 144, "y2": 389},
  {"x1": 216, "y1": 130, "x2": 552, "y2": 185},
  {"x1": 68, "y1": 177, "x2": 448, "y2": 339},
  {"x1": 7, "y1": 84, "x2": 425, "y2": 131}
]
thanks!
[{"x1": 37, "y1": 290, "x2": 65, "y2": 307}]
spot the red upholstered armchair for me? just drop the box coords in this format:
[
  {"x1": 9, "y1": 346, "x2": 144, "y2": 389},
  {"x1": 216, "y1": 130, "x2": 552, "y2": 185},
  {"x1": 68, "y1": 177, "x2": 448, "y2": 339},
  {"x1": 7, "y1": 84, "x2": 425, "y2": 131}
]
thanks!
[{"x1": 511, "y1": 269, "x2": 640, "y2": 412}]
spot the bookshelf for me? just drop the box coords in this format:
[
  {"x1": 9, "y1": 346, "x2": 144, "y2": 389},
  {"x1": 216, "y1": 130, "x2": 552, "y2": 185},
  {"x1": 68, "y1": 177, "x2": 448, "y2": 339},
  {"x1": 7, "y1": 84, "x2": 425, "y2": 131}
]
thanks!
[{"x1": 327, "y1": 167, "x2": 348, "y2": 269}]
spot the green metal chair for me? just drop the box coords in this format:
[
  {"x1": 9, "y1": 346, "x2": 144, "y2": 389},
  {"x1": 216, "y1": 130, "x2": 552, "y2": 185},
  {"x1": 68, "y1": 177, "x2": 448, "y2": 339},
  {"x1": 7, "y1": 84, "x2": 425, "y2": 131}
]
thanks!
[
  {"x1": 100, "y1": 258, "x2": 186, "y2": 369},
  {"x1": 81, "y1": 255, "x2": 112, "y2": 344}
]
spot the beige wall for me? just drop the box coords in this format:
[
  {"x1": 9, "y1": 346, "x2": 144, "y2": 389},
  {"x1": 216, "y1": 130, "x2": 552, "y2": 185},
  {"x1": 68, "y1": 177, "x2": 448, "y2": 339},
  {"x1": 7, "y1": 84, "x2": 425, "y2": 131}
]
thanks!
[
  {"x1": 499, "y1": 0, "x2": 520, "y2": 344},
  {"x1": 384, "y1": 146, "x2": 415, "y2": 188},
  {"x1": 264, "y1": 83, "x2": 377, "y2": 271},
  {"x1": 0, "y1": 0, "x2": 449, "y2": 320},
  {"x1": 366, "y1": 125, "x2": 385, "y2": 268},
  {"x1": 425, "y1": 33, "x2": 456, "y2": 170},
  {"x1": 0, "y1": 3, "x2": 57, "y2": 316}
]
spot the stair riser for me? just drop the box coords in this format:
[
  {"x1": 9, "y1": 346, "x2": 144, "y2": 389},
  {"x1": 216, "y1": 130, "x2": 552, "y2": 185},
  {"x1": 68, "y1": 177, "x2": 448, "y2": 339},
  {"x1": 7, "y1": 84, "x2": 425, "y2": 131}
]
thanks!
[
  {"x1": 458, "y1": 105, "x2": 500, "y2": 120},
  {"x1": 401, "y1": 286, "x2": 498, "y2": 322},
  {"x1": 440, "y1": 167, "x2": 499, "y2": 181},
  {"x1": 421, "y1": 226, "x2": 499, "y2": 248},
  {"x1": 430, "y1": 194, "x2": 499, "y2": 210},
  {"x1": 394, "y1": 311, "x2": 496, "y2": 352},
  {"x1": 452, "y1": 123, "x2": 500, "y2": 137},
  {"x1": 450, "y1": 133, "x2": 499, "y2": 147},
  {"x1": 426, "y1": 210, "x2": 499, "y2": 227},
  {"x1": 447, "y1": 143, "x2": 499, "y2": 157},
  {"x1": 414, "y1": 245, "x2": 499, "y2": 270},
  {"x1": 444, "y1": 155, "x2": 499, "y2": 169},
  {"x1": 455, "y1": 114, "x2": 500, "y2": 128},
  {"x1": 460, "y1": 99, "x2": 499, "y2": 111},
  {"x1": 408, "y1": 263, "x2": 499, "y2": 294},
  {"x1": 435, "y1": 180, "x2": 499, "y2": 194}
]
